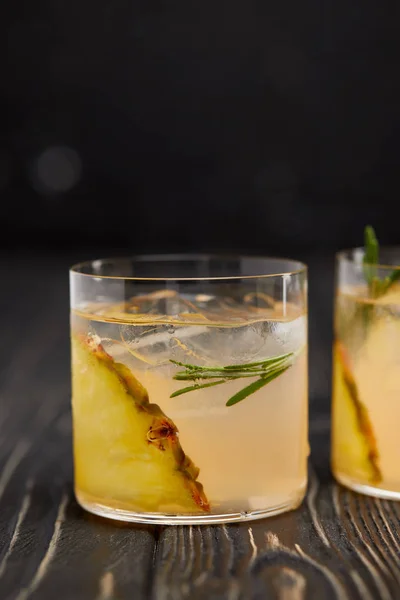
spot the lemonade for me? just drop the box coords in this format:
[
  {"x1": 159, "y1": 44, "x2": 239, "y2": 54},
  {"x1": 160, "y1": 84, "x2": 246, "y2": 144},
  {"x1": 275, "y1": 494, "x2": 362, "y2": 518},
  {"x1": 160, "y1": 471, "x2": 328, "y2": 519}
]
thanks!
[
  {"x1": 332, "y1": 227, "x2": 400, "y2": 499},
  {"x1": 70, "y1": 256, "x2": 308, "y2": 524},
  {"x1": 332, "y1": 285, "x2": 400, "y2": 496}
]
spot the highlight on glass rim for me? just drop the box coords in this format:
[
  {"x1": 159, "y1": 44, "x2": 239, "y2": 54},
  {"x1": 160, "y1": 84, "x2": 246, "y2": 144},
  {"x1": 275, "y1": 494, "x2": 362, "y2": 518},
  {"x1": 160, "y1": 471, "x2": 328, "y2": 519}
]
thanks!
[
  {"x1": 70, "y1": 255, "x2": 309, "y2": 524},
  {"x1": 332, "y1": 225, "x2": 400, "y2": 499}
]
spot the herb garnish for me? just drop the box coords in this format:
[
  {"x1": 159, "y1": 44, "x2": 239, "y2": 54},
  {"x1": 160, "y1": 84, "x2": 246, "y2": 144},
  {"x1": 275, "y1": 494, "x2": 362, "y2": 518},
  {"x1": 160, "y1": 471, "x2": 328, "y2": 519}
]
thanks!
[
  {"x1": 363, "y1": 225, "x2": 400, "y2": 298},
  {"x1": 169, "y1": 352, "x2": 296, "y2": 406}
]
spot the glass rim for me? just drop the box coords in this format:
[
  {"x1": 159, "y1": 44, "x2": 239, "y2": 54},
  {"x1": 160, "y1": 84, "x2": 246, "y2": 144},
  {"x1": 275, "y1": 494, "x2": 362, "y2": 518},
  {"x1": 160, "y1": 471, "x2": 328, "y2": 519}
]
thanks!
[
  {"x1": 336, "y1": 246, "x2": 400, "y2": 271},
  {"x1": 70, "y1": 253, "x2": 308, "y2": 282}
]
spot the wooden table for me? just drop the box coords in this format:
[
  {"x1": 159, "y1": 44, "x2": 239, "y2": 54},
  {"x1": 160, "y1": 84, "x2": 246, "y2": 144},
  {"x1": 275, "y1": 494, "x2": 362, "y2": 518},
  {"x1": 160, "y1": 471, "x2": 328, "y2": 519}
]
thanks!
[{"x1": 1, "y1": 254, "x2": 399, "y2": 600}]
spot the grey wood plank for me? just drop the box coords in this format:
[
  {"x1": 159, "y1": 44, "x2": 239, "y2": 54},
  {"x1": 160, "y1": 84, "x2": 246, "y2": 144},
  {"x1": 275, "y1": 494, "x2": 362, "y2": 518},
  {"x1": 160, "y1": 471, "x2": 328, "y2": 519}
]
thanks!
[
  {"x1": 151, "y1": 413, "x2": 400, "y2": 600},
  {"x1": 0, "y1": 400, "x2": 156, "y2": 600},
  {"x1": 151, "y1": 468, "x2": 400, "y2": 600},
  {"x1": 0, "y1": 257, "x2": 156, "y2": 599}
]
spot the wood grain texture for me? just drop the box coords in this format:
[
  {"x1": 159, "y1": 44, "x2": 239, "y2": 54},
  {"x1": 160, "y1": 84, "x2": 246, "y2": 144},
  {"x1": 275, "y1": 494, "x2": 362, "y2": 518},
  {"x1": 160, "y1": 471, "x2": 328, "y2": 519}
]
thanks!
[{"x1": 1, "y1": 254, "x2": 400, "y2": 600}]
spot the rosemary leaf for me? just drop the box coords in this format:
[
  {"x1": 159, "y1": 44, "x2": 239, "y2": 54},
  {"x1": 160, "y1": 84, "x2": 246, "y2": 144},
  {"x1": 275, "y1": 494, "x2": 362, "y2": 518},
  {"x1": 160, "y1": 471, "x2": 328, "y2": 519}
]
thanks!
[
  {"x1": 363, "y1": 225, "x2": 379, "y2": 287},
  {"x1": 382, "y1": 268, "x2": 400, "y2": 293},
  {"x1": 225, "y1": 365, "x2": 291, "y2": 407},
  {"x1": 363, "y1": 225, "x2": 400, "y2": 298},
  {"x1": 170, "y1": 380, "x2": 226, "y2": 398},
  {"x1": 173, "y1": 370, "x2": 271, "y2": 380},
  {"x1": 169, "y1": 351, "x2": 296, "y2": 405},
  {"x1": 170, "y1": 352, "x2": 292, "y2": 373},
  {"x1": 221, "y1": 352, "x2": 292, "y2": 370}
]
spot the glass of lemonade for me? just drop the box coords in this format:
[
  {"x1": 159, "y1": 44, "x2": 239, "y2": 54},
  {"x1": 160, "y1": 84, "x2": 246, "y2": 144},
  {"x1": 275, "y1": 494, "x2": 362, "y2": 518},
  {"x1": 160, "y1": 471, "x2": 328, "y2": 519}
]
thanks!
[
  {"x1": 70, "y1": 255, "x2": 308, "y2": 524},
  {"x1": 332, "y1": 246, "x2": 400, "y2": 498}
]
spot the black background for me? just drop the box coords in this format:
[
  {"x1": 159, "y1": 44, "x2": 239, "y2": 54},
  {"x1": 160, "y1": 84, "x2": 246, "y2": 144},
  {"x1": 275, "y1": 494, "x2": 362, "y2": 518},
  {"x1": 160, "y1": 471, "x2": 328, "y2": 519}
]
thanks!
[{"x1": 1, "y1": 0, "x2": 400, "y2": 258}]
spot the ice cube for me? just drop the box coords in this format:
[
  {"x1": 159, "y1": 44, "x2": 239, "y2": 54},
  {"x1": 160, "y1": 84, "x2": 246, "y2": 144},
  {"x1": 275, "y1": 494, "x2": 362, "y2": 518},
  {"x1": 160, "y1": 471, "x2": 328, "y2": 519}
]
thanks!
[
  {"x1": 97, "y1": 290, "x2": 306, "y2": 368},
  {"x1": 171, "y1": 316, "x2": 307, "y2": 366}
]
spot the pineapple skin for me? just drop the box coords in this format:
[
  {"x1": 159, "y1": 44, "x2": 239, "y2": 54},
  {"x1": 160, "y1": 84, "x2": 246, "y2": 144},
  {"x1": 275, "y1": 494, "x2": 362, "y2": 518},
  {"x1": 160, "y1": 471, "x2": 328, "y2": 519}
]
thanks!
[
  {"x1": 71, "y1": 334, "x2": 209, "y2": 514},
  {"x1": 331, "y1": 341, "x2": 381, "y2": 485}
]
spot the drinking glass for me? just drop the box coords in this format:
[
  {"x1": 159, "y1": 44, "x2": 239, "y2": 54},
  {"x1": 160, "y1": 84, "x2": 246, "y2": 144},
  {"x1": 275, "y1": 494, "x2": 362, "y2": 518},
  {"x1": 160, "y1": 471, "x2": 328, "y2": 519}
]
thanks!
[
  {"x1": 70, "y1": 255, "x2": 308, "y2": 524},
  {"x1": 331, "y1": 247, "x2": 400, "y2": 498}
]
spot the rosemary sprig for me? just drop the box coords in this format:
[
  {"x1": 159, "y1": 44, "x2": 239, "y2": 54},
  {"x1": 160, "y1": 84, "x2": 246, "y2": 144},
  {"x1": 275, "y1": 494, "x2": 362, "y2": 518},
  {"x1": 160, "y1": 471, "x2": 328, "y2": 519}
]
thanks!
[
  {"x1": 363, "y1": 225, "x2": 400, "y2": 298},
  {"x1": 169, "y1": 351, "x2": 295, "y2": 406}
]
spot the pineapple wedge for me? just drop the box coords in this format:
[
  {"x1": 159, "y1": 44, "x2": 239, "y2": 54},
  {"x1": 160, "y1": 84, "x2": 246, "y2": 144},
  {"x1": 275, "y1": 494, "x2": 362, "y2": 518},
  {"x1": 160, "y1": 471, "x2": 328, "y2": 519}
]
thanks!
[
  {"x1": 72, "y1": 334, "x2": 209, "y2": 513},
  {"x1": 332, "y1": 341, "x2": 381, "y2": 484}
]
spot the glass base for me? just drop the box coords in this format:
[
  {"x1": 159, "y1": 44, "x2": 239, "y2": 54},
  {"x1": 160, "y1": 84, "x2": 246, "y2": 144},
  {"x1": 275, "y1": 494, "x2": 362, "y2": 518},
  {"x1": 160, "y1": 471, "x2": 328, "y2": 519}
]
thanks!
[
  {"x1": 335, "y1": 472, "x2": 400, "y2": 501},
  {"x1": 76, "y1": 487, "x2": 306, "y2": 525}
]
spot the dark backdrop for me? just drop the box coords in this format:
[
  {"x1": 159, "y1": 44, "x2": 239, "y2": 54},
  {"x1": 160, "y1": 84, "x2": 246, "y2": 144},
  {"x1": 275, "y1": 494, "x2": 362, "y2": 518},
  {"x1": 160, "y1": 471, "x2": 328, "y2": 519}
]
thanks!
[{"x1": 1, "y1": 0, "x2": 400, "y2": 256}]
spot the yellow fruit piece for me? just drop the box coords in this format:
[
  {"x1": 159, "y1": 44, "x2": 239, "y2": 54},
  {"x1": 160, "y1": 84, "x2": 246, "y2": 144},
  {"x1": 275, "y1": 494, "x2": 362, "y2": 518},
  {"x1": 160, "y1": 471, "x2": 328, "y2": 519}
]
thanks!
[
  {"x1": 331, "y1": 341, "x2": 381, "y2": 484},
  {"x1": 71, "y1": 334, "x2": 209, "y2": 513}
]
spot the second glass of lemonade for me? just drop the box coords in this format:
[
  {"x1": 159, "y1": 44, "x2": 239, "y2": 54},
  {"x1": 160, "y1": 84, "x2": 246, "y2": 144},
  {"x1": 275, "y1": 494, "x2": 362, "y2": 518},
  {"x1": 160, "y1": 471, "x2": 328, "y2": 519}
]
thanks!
[
  {"x1": 332, "y1": 247, "x2": 400, "y2": 498},
  {"x1": 70, "y1": 255, "x2": 308, "y2": 524}
]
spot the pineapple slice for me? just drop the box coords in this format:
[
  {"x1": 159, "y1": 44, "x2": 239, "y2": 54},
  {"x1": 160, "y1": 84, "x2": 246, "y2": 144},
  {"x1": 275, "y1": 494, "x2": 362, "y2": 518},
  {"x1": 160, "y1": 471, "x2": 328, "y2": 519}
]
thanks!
[
  {"x1": 72, "y1": 334, "x2": 209, "y2": 513},
  {"x1": 332, "y1": 341, "x2": 381, "y2": 484}
]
